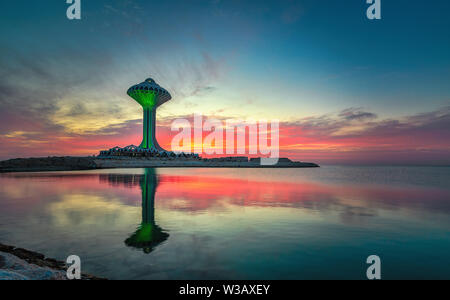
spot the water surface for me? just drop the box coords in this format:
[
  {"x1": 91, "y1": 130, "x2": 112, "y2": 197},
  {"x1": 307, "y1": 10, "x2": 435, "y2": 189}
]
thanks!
[{"x1": 0, "y1": 166, "x2": 449, "y2": 279}]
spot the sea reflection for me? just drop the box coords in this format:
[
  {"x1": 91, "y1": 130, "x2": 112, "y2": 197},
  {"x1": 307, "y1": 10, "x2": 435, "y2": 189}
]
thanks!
[
  {"x1": 101, "y1": 169, "x2": 169, "y2": 253},
  {"x1": 0, "y1": 167, "x2": 450, "y2": 279}
]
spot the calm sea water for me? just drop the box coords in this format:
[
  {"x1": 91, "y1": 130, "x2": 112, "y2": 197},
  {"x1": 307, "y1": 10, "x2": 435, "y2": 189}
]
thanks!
[{"x1": 0, "y1": 166, "x2": 449, "y2": 280}]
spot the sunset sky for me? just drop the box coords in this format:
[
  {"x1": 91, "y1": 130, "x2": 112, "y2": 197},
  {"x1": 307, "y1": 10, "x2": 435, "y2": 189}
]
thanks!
[{"x1": 0, "y1": 0, "x2": 449, "y2": 164}]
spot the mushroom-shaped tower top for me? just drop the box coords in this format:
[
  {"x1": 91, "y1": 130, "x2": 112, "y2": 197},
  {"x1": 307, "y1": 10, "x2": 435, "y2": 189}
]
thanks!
[{"x1": 127, "y1": 78, "x2": 171, "y2": 109}]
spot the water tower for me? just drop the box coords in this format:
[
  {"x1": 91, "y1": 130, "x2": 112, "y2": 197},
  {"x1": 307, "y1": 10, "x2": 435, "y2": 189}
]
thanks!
[{"x1": 127, "y1": 78, "x2": 171, "y2": 150}]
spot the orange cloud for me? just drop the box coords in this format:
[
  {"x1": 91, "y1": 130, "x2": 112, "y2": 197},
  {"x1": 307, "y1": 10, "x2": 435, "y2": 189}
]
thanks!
[{"x1": 1, "y1": 107, "x2": 449, "y2": 165}]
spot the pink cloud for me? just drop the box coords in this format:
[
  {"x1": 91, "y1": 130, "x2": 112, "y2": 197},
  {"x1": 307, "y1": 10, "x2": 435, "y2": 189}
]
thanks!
[{"x1": 1, "y1": 106, "x2": 449, "y2": 165}]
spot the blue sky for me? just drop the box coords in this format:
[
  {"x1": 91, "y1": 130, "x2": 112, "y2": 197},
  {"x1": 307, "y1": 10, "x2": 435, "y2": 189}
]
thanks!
[{"x1": 2, "y1": 0, "x2": 449, "y2": 116}]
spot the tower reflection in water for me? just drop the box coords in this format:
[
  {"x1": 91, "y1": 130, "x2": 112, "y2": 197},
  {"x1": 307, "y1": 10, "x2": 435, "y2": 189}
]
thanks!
[{"x1": 103, "y1": 168, "x2": 169, "y2": 253}]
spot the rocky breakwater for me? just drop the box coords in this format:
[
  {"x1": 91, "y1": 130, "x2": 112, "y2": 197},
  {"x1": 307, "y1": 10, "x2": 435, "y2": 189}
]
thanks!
[
  {"x1": 0, "y1": 155, "x2": 319, "y2": 172},
  {"x1": 94, "y1": 156, "x2": 320, "y2": 168},
  {"x1": 0, "y1": 156, "x2": 97, "y2": 173},
  {"x1": 0, "y1": 243, "x2": 105, "y2": 280}
]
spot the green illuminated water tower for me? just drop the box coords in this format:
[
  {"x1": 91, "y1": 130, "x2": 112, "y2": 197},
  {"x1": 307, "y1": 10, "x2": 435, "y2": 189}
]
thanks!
[{"x1": 127, "y1": 78, "x2": 171, "y2": 151}]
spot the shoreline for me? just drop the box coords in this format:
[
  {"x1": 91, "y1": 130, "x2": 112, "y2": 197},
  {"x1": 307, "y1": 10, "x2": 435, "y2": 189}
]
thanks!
[
  {"x1": 0, "y1": 156, "x2": 320, "y2": 173},
  {"x1": 0, "y1": 243, "x2": 106, "y2": 280}
]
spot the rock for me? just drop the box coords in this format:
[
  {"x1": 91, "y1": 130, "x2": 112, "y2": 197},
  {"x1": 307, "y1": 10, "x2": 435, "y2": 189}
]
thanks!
[
  {"x1": 278, "y1": 158, "x2": 293, "y2": 163},
  {"x1": 0, "y1": 252, "x2": 67, "y2": 280},
  {"x1": 12, "y1": 248, "x2": 45, "y2": 261},
  {"x1": 0, "y1": 244, "x2": 106, "y2": 280},
  {"x1": 0, "y1": 157, "x2": 97, "y2": 173},
  {"x1": 44, "y1": 258, "x2": 66, "y2": 269},
  {"x1": 0, "y1": 244, "x2": 15, "y2": 252},
  {"x1": 0, "y1": 255, "x2": 5, "y2": 268},
  {"x1": 0, "y1": 270, "x2": 29, "y2": 280}
]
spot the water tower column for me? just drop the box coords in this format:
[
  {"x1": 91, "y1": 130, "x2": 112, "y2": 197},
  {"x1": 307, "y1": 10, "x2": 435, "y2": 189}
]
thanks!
[{"x1": 140, "y1": 107, "x2": 154, "y2": 149}]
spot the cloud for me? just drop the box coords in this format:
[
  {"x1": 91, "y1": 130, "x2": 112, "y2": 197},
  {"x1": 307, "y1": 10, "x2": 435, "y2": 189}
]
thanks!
[
  {"x1": 155, "y1": 51, "x2": 226, "y2": 101},
  {"x1": 0, "y1": 28, "x2": 230, "y2": 138},
  {"x1": 276, "y1": 106, "x2": 450, "y2": 164},
  {"x1": 339, "y1": 108, "x2": 377, "y2": 121},
  {"x1": 0, "y1": 50, "x2": 449, "y2": 166},
  {"x1": 1, "y1": 104, "x2": 449, "y2": 164},
  {"x1": 0, "y1": 1, "x2": 447, "y2": 164},
  {"x1": 160, "y1": 106, "x2": 450, "y2": 164}
]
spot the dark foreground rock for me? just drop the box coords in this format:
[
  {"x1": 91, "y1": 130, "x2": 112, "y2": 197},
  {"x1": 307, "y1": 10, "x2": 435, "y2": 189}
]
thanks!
[
  {"x1": 0, "y1": 156, "x2": 97, "y2": 173},
  {"x1": 0, "y1": 243, "x2": 106, "y2": 280}
]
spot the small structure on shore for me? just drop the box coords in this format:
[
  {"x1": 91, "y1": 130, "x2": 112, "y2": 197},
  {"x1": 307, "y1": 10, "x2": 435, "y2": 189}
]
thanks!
[{"x1": 99, "y1": 145, "x2": 200, "y2": 159}]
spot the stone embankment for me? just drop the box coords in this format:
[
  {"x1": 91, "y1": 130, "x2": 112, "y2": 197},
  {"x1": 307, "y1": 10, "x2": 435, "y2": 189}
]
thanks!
[
  {"x1": 0, "y1": 243, "x2": 105, "y2": 280},
  {"x1": 0, "y1": 156, "x2": 319, "y2": 173}
]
